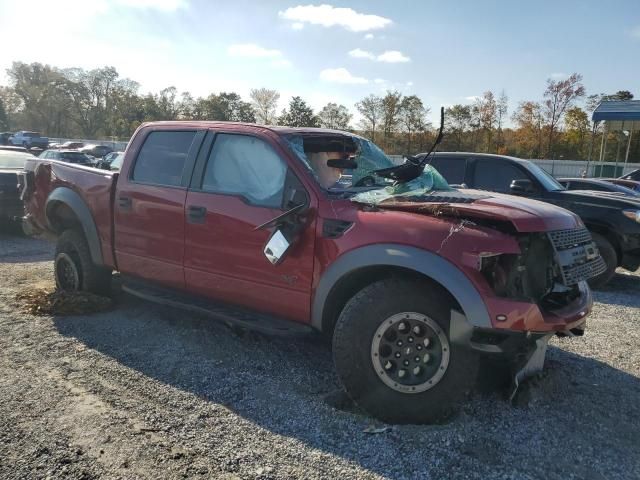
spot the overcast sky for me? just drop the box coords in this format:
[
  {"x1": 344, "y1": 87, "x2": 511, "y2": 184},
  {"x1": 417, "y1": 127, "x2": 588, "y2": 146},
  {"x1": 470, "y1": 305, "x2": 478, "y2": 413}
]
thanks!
[{"x1": 1, "y1": 0, "x2": 639, "y2": 124}]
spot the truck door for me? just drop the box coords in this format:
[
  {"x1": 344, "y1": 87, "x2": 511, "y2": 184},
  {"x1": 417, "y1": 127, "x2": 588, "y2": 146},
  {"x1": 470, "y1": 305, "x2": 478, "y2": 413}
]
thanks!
[
  {"x1": 183, "y1": 130, "x2": 316, "y2": 323},
  {"x1": 114, "y1": 129, "x2": 204, "y2": 289}
]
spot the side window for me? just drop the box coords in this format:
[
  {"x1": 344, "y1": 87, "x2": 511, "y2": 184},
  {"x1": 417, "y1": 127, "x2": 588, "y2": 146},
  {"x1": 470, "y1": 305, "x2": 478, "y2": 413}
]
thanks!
[
  {"x1": 132, "y1": 131, "x2": 196, "y2": 187},
  {"x1": 430, "y1": 157, "x2": 466, "y2": 184},
  {"x1": 202, "y1": 134, "x2": 287, "y2": 208},
  {"x1": 473, "y1": 159, "x2": 529, "y2": 193}
]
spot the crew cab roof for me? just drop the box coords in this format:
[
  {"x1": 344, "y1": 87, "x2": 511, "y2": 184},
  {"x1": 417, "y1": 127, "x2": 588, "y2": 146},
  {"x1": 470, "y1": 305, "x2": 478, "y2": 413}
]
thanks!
[{"x1": 137, "y1": 121, "x2": 359, "y2": 138}]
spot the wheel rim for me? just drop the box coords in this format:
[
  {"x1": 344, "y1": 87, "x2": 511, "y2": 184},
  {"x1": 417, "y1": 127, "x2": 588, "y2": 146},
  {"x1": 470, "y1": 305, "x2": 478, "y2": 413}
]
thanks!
[
  {"x1": 55, "y1": 253, "x2": 80, "y2": 291},
  {"x1": 371, "y1": 312, "x2": 450, "y2": 394}
]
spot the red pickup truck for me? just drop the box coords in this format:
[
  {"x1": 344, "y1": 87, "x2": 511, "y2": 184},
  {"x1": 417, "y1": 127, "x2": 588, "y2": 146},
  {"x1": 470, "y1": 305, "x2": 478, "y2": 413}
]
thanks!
[{"x1": 20, "y1": 121, "x2": 604, "y2": 423}]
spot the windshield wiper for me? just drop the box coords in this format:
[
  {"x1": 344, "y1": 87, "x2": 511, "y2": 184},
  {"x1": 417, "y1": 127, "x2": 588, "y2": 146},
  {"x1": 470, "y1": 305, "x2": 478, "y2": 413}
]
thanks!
[{"x1": 371, "y1": 107, "x2": 445, "y2": 184}]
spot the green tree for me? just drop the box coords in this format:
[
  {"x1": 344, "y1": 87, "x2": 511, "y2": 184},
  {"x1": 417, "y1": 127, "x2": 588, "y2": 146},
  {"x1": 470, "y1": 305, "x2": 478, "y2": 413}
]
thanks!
[
  {"x1": 317, "y1": 103, "x2": 352, "y2": 129},
  {"x1": 0, "y1": 98, "x2": 8, "y2": 130},
  {"x1": 444, "y1": 104, "x2": 472, "y2": 151},
  {"x1": 380, "y1": 90, "x2": 403, "y2": 149},
  {"x1": 278, "y1": 96, "x2": 318, "y2": 127}
]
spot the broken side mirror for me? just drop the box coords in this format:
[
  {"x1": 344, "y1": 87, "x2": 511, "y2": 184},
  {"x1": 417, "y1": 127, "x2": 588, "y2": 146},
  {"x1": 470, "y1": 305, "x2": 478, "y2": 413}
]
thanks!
[
  {"x1": 510, "y1": 179, "x2": 534, "y2": 193},
  {"x1": 263, "y1": 229, "x2": 292, "y2": 265}
]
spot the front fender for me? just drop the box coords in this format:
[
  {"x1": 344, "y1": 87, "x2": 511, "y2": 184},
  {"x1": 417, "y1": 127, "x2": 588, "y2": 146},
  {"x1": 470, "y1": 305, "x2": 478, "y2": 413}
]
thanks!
[
  {"x1": 311, "y1": 244, "x2": 491, "y2": 331},
  {"x1": 45, "y1": 187, "x2": 103, "y2": 266}
]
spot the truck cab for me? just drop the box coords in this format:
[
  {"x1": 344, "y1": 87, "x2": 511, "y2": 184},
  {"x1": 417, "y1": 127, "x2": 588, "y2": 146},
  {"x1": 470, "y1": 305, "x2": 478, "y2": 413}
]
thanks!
[{"x1": 20, "y1": 122, "x2": 605, "y2": 424}]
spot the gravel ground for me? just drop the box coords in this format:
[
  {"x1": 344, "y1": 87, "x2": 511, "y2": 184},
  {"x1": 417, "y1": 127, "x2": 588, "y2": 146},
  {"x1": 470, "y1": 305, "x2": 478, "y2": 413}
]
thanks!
[{"x1": 0, "y1": 231, "x2": 639, "y2": 480}]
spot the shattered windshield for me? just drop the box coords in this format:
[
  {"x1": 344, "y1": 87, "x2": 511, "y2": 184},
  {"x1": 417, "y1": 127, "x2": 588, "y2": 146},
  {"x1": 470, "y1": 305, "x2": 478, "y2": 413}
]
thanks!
[{"x1": 283, "y1": 133, "x2": 452, "y2": 205}]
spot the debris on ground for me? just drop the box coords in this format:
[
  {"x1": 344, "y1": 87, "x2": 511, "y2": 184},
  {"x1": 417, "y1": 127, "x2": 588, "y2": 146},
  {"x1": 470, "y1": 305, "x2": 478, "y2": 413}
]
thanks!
[{"x1": 15, "y1": 288, "x2": 112, "y2": 316}]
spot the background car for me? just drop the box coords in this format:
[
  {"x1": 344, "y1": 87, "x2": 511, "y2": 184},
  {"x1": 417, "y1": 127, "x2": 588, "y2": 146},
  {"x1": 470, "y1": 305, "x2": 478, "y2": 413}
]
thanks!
[
  {"x1": 0, "y1": 149, "x2": 33, "y2": 223},
  {"x1": 39, "y1": 149, "x2": 94, "y2": 165},
  {"x1": 620, "y1": 169, "x2": 640, "y2": 182},
  {"x1": 10, "y1": 131, "x2": 49, "y2": 149},
  {"x1": 0, "y1": 132, "x2": 14, "y2": 145},
  {"x1": 59, "y1": 141, "x2": 85, "y2": 150},
  {"x1": 79, "y1": 144, "x2": 113, "y2": 158},
  {"x1": 605, "y1": 178, "x2": 640, "y2": 193},
  {"x1": 94, "y1": 151, "x2": 123, "y2": 169},
  {"x1": 558, "y1": 178, "x2": 640, "y2": 197}
]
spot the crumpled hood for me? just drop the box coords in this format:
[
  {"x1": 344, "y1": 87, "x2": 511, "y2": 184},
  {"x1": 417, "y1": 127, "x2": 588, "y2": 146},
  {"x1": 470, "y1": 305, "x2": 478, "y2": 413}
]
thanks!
[{"x1": 369, "y1": 189, "x2": 582, "y2": 232}]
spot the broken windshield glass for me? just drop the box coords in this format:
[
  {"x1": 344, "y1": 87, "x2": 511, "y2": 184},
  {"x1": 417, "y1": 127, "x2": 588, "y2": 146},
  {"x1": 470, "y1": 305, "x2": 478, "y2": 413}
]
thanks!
[{"x1": 283, "y1": 133, "x2": 452, "y2": 205}]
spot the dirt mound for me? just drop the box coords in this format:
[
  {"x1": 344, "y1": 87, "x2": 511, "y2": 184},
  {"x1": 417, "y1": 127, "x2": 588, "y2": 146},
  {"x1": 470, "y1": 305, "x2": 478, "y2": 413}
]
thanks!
[{"x1": 15, "y1": 288, "x2": 112, "y2": 316}]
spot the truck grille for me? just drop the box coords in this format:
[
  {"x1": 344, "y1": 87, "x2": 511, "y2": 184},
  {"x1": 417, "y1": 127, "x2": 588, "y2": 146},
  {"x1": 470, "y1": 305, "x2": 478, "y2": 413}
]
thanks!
[{"x1": 547, "y1": 227, "x2": 607, "y2": 285}]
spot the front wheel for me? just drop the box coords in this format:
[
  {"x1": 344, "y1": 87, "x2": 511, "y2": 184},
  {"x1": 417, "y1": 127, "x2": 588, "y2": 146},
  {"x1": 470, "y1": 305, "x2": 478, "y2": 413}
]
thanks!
[
  {"x1": 588, "y1": 232, "x2": 617, "y2": 288},
  {"x1": 55, "y1": 228, "x2": 112, "y2": 295},
  {"x1": 332, "y1": 278, "x2": 478, "y2": 424}
]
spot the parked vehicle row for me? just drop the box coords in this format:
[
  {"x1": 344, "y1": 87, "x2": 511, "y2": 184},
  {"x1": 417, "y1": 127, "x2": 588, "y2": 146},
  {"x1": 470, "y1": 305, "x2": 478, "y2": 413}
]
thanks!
[
  {"x1": 0, "y1": 149, "x2": 34, "y2": 222},
  {"x1": 19, "y1": 119, "x2": 606, "y2": 424}
]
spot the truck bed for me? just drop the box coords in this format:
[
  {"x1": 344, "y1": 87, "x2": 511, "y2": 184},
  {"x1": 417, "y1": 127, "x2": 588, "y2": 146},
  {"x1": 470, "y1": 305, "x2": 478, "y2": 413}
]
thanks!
[{"x1": 22, "y1": 159, "x2": 118, "y2": 268}]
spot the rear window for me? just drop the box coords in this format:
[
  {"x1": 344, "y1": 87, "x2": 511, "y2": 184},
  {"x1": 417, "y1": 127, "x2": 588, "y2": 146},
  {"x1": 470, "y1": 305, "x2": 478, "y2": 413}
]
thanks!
[
  {"x1": 60, "y1": 152, "x2": 92, "y2": 163},
  {"x1": 132, "y1": 131, "x2": 196, "y2": 187},
  {"x1": 430, "y1": 157, "x2": 466, "y2": 184}
]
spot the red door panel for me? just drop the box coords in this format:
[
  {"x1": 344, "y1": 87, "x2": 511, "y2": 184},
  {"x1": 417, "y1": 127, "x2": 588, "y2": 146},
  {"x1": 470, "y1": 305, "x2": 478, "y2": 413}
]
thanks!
[{"x1": 184, "y1": 191, "x2": 316, "y2": 322}]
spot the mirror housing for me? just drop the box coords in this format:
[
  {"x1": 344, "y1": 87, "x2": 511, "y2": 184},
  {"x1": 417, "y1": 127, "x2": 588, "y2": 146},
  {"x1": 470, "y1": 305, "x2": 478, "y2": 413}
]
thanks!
[
  {"x1": 510, "y1": 179, "x2": 534, "y2": 193},
  {"x1": 327, "y1": 157, "x2": 358, "y2": 170},
  {"x1": 264, "y1": 229, "x2": 291, "y2": 265}
]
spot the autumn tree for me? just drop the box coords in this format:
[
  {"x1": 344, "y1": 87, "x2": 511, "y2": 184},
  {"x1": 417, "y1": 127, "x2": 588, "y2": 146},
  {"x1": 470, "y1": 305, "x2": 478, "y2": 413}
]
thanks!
[
  {"x1": 474, "y1": 91, "x2": 497, "y2": 152},
  {"x1": 380, "y1": 90, "x2": 403, "y2": 149},
  {"x1": 496, "y1": 90, "x2": 508, "y2": 150},
  {"x1": 250, "y1": 88, "x2": 280, "y2": 124},
  {"x1": 444, "y1": 104, "x2": 472, "y2": 151},
  {"x1": 317, "y1": 103, "x2": 351, "y2": 129},
  {"x1": 399, "y1": 95, "x2": 428, "y2": 153},
  {"x1": 563, "y1": 107, "x2": 590, "y2": 158},
  {"x1": 542, "y1": 73, "x2": 585, "y2": 157},
  {"x1": 512, "y1": 101, "x2": 544, "y2": 158},
  {"x1": 355, "y1": 94, "x2": 383, "y2": 142}
]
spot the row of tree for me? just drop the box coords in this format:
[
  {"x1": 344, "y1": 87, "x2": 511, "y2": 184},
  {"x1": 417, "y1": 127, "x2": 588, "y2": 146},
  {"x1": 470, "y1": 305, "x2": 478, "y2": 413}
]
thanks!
[{"x1": 0, "y1": 62, "x2": 637, "y2": 161}]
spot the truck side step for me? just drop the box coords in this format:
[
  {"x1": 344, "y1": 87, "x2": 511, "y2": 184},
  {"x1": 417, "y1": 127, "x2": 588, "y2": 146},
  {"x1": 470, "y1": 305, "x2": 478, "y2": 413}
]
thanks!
[{"x1": 120, "y1": 277, "x2": 314, "y2": 337}]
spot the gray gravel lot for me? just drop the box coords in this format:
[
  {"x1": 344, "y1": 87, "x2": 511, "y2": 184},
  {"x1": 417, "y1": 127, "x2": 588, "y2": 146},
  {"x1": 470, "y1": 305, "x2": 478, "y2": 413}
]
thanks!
[{"x1": 0, "y1": 232, "x2": 639, "y2": 480}]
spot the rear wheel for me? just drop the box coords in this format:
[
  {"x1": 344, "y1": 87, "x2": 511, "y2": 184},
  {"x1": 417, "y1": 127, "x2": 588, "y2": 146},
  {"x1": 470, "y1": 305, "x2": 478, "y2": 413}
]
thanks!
[
  {"x1": 55, "y1": 229, "x2": 111, "y2": 295},
  {"x1": 332, "y1": 278, "x2": 478, "y2": 424},
  {"x1": 588, "y1": 232, "x2": 617, "y2": 288}
]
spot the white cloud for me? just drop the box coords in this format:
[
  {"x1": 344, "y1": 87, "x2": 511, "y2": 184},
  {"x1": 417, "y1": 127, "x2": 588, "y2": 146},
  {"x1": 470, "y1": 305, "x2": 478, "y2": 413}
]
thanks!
[
  {"x1": 376, "y1": 50, "x2": 410, "y2": 63},
  {"x1": 320, "y1": 68, "x2": 368, "y2": 84},
  {"x1": 349, "y1": 48, "x2": 411, "y2": 63},
  {"x1": 406, "y1": 81, "x2": 414, "y2": 86},
  {"x1": 349, "y1": 48, "x2": 375, "y2": 59},
  {"x1": 374, "y1": 78, "x2": 385, "y2": 84},
  {"x1": 364, "y1": 33, "x2": 374, "y2": 40},
  {"x1": 227, "y1": 43, "x2": 283, "y2": 58},
  {"x1": 630, "y1": 25, "x2": 640, "y2": 38},
  {"x1": 291, "y1": 22, "x2": 305, "y2": 30},
  {"x1": 115, "y1": 0, "x2": 187, "y2": 10},
  {"x1": 279, "y1": 5, "x2": 392, "y2": 32},
  {"x1": 464, "y1": 95, "x2": 480, "y2": 102}
]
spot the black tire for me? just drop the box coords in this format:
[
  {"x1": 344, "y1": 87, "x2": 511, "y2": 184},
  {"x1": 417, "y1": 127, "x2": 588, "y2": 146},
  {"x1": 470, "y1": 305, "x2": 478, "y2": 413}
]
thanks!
[
  {"x1": 332, "y1": 278, "x2": 478, "y2": 424},
  {"x1": 55, "y1": 228, "x2": 111, "y2": 295},
  {"x1": 588, "y1": 232, "x2": 617, "y2": 289}
]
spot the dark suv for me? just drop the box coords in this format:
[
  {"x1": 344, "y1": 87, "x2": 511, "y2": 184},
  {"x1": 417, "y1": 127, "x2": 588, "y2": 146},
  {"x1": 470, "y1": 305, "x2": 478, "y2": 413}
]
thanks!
[{"x1": 427, "y1": 152, "x2": 640, "y2": 287}]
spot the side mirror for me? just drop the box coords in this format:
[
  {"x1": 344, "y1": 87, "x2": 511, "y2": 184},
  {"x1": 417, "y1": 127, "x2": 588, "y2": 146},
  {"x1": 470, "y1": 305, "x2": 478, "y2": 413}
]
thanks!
[
  {"x1": 263, "y1": 229, "x2": 291, "y2": 265},
  {"x1": 510, "y1": 179, "x2": 534, "y2": 193}
]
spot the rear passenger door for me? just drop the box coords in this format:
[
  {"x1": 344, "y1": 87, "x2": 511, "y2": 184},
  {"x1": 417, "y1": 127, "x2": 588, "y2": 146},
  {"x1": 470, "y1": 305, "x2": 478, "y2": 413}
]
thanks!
[{"x1": 114, "y1": 129, "x2": 204, "y2": 289}]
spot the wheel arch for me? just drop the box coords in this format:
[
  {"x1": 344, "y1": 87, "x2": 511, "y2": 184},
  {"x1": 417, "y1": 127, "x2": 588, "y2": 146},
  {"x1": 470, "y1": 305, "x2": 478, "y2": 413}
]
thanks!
[
  {"x1": 312, "y1": 244, "x2": 491, "y2": 334},
  {"x1": 584, "y1": 221, "x2": 621, "y2": 265},
  {"x1": 46, "y1": 187, "x2": 104, "y2": 266}
]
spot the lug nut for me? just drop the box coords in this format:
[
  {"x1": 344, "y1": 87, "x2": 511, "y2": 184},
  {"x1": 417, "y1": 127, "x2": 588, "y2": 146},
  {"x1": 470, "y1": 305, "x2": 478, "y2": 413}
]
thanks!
[
  {"x1": 397, "y1": 340, "x2": 403, "y2": 347},
  {"x1": 403, "y1": 360, "x2": 409, "y2": 366},
  {"x1": 414, "y1": 356, "x2": 420, "y2": 362},
  {"x1": 408, "y1": 336, "x2": 414, "y2": 343},
  {"x1": 416, "y1": 345, "x2": 423, "y2": 350},
  {"x1": 395, "y1": 352, "x2": 401, "y2": 358}
]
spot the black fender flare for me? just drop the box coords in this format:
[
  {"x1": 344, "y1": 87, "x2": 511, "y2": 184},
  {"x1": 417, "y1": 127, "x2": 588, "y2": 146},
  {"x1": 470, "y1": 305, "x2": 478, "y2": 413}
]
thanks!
[
  {"x1": 311, "y1": 244, "x2": 491, "y2": 331},
  {"x1": 45, "y1": 187, "x2": 104, "y2": 266}
]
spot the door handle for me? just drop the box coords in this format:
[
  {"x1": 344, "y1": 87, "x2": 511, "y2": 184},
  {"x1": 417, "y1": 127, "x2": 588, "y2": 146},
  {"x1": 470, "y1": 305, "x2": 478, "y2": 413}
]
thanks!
[
  {"x1": 118, "y1": 196, "x2": 132, "y2": 210},
  {"x1": 187, "y1": 205, "x2": 207, "y2": 224}
]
